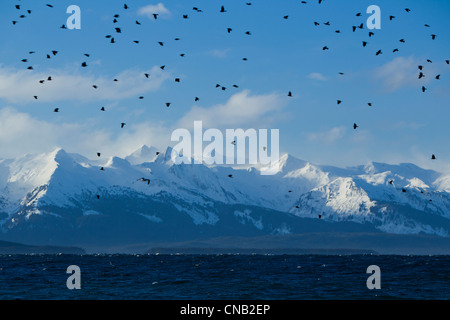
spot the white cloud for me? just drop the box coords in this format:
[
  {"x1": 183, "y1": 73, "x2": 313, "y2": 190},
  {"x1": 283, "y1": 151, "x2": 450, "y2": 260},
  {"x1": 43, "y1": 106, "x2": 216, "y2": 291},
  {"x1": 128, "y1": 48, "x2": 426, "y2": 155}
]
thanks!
[
  {"x1": 177, "y1": 90, "x2": 287, "y2": 129},
  {"x1": 0, "y1": 107, "x2": 171, "y2": 159},
  {"x1": 208, "y1": 49, "x2": 232, "y2": 59},
  {"x1": 374, "y1": 56, "x2": 435, "y2": 91},
  {"x1": 0, "y1": 65, "x2": 170, "y2": 104},
  {"x1": 308, "y1": 126, "x2": 346, "y2": 144},
  {"x1": 138, "y1": 3, "x2": 171, "y2": 19},
  {"x1": 308, "y1": 72, "x2": 328, "y2": 81}
]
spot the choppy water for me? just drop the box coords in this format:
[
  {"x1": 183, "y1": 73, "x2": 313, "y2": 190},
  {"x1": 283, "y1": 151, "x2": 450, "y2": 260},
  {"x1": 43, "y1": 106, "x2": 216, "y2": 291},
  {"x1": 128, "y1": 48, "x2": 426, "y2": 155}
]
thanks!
[{"x1": 0, "y1": 254, "x2": 448, "y2": 300}]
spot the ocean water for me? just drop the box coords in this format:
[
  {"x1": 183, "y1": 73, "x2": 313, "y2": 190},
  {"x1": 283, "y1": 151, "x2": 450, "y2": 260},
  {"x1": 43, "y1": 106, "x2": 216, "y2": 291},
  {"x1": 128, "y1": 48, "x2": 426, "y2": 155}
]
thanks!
[{"x1": 0, "y1": 254, "x2": 448, "y2": 300}]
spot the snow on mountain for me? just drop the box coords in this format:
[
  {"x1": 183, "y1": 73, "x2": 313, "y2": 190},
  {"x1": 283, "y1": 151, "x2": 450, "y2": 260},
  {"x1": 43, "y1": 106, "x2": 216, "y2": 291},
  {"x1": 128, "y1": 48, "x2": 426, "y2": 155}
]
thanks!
[{"x1": 0, "y1": 146, "x2": 449, "y2": 246}]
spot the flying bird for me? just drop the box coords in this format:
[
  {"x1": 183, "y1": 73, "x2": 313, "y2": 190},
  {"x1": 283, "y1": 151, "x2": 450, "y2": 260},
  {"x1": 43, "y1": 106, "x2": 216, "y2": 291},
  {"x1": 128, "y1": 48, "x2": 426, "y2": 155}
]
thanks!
[
  {"x1": 220, "y1": 6, "x2": 226, "y2": 13},
  {"x1": 353, "y1": 123, "x2": 359, "y2": 130},
  {"x1": 81, "y1": 62, "x2": 87, "y2": 67},
  {"x1": 121, "y1": 123, "x2": 126, "y2": 128},
  {"x1": 432, "y1": 154, "x2": 436, "y2": 160},
  {"x1": 137, "y1": 178, "x2": 151, "y2": 185},
  {"x1": 54, "y1": 108, "x2": 59, "y2": 112}
]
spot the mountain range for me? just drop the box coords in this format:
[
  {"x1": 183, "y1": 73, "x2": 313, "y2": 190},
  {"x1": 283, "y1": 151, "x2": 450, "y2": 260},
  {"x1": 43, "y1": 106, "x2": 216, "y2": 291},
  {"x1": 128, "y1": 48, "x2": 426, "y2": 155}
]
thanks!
[{"x1": 1, "y1": 145, "x2": 449, "y2": 254}]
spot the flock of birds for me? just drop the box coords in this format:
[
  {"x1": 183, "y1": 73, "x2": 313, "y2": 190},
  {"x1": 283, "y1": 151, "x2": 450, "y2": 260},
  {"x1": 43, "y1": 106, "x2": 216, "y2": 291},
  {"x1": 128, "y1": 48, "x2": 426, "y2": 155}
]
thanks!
[{"x1": 8, "y1": 1, "x2": 449, "y2": 216}]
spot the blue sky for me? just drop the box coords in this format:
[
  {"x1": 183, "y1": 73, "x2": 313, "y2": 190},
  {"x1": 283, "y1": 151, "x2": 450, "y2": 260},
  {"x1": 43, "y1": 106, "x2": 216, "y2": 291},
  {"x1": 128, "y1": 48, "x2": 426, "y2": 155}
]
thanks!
[{"x1": 0, "y1": 0, "x2": 449, "y2": 171}]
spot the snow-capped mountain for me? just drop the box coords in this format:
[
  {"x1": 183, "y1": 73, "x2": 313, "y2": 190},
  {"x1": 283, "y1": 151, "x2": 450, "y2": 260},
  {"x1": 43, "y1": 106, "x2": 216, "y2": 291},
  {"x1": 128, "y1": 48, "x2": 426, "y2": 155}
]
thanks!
[{"x1": 0, "y1": 146, "x2": 449, "y2": 249}]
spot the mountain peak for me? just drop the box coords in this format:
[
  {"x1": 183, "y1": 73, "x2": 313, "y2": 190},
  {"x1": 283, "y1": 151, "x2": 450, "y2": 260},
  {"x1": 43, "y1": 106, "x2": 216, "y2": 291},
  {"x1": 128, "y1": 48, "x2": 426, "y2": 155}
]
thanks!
[{"x1": 125, "y1": 145, "x2": 159, "y2": 165}]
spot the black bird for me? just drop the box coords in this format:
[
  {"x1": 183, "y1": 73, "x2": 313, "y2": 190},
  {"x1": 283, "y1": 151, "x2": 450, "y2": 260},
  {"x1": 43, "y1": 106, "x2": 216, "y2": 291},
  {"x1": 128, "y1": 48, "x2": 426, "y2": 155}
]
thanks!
[
  {"x1": 288, "y1": 91, "x2": 293, "y2": 97},
  {"x1": 402, "y1": 189, "x2": 406, "y2": 193},
  {"x1": 39, "y1": 80, "x2": 45, "y2": 84},
  {"x1": 376, "y1": 50, "x2": 382, "y2": 55},
  {"x1": 139, "y1": 96, "x2": 144, "y2": 99},
  {"x1": 133, "y1": 41, "x2": 139, "y2": 44},
  {"x1": 34, "y1": 96, "x2": 38, "y2": 99},
  {"x1": 158, "y1": 41, "x2": 164, "y2": 46},
  {"x1": 114, "y1": 14, "x2": 119, "y2": 18},
  {"x1": 427, "y1": 59, "x2": 432, "y2": 63},
  {"x1": 160, "y1": 65, "x2": 165, "y2": 70},
  {"x1": 21, "y1": 59, "x2": 27, "y2": 62},
  {"x1": 389, "y1": 15, "x2": 395, "y2": 20},
  {"x1": 431, "y1": 34, "x2": 436, "y2": 40},
  {"x1": 113, "y1": 18, "x2": 118, "y2": 23},
  {"x1": 166, "y1": 103, "x2": 171, "y2": 107},
  {"x1": 54, "y1": 108, "x2": 59, "y2": 112},
  {"x1": 227, "y1": 28, "x2": 233, "y2": 33},
  {"x1": 180, "y1": 53, "x2": 185, "y2": 57},
  {"x1": 220, "y1": 6, "x2": 226, "y2": 13},
  {"x1": 356, "y1": 12, "x2": 361, "y2": 16},
  {"x1": 446, "y1": 60, "x2": 449, "y2": 64},
  {"x1": 111, "y1": 38, "x2": 115, "y2": 43},
  {"x1": 432, "y1": 154, "x2": 436, "y2": 160},
  {"x1": 15, "y1": 5, "x2": 20, "y2": 9},
  {"x1": 228, "y1": 174, "x2": 233, "y2": 178},
  {"x1": 183, "y1": 14, "x2": 188, "y2": 19},
  {"x1": 353, "y1": 123, "x2": 359, "y2": 130},
  {"x1": 335, "y1": 30, "x2": 341, "y2": 33},
  {"x1": 84, "y1": 53, "x2": 90, "y2": 57},
  {"x1": 46, "y1": 54, "x2": 51, "y2": 59},
  {"x1": 136, "y1": 20, "x2": 141, "y2": 25},
  {"x1": 97, "y1": 153, "x2": 101, "y2": 157},
  {"x1": 283, "y1": 16, "x2": 289, "y2": 19},
  {"x1": 46, "y1": 4, "x2": 54, "y2": 8},
  {"x1": 324, "y1": 21, "x2": 330, "y2": 26},
  {"x1": 105, "y1": 35, "x2": 112, "y2": 38},
  {"x1": 52, "y1": 50, "x2": 58, "y2": 55},
  {"x1": 233, "y1": 85, "x2": 239, "y2": 88},
  {"x1": 399, "y1": 39, "x2": 405, "y2": 43},
  {"x1": 368, "y1": 103, "x2": 372, "y2": 107},
  {"x1": 12, "y1": 21, "x2": 18, "y2": 25},
  {"x1": 113, "y1": 79, "x2": 118, "y2": 82},
  {"x1": 315, "y1": 22, "x2": 320, "y2": 26},
  {"x1": 245, "y1": 31, "x2": 251, "y2": 35},
  {"x1": 96, "y1": 195, "x2": 100, "y2": 199},
  {"x1": 153, "y1": 14, "x2": 158, "y2": 20},
  {"x1": 418, "y1": 65, "x2": 423, "y2": 70},
  {"x1": 337, "y1": 100, "x2": 342, "y2": 104},
  {"x1": 322, "y1": 46, "x2": 329, "y2": 50},
  {"x1": 137, "y1": 178, "x2": 150, "y2": 185},
  {"x1": 422, "y1": 86, "x2": 427, "y2": 92},
  {"x1": 195, "y1": 97, "x2": 199, "y2": 101},
  {"x1": 27, "y1": 66, "x2": 33, "y2": 70},
  {"x1": 419, "y1": 72, "x2": 425, "y2": 79},
  {"x1": 369, "y1": 32, "x2": 374, "y2": 37},
  {"x1": 393, "y1": 49, "x2": 399, "y2": 53},
  {"x1": 318, "y1": 215, "x2": 322, "y2": 219},
  {"x1": 48, "y1": 76, "x2": 52, "y2": 81},
  {"x1": 81, "y1": 62, "x2": 87, "y2": 67},
  {"x1": 405, "y1": 8, "x2": 411, "y2": 12},
  {"x1": 362, "y1": 41, "x2": 368, "y2": 47},
  {"x1": 242, "y1": 58, "x2": 248, "y2": 61},
  {"x1": 101, "y1": 107, "x2": 105, "y2": 111},
  {"x1": 124, "y1": 4, "x2": 128, "y2": 9},
  {"x1": 175, "y1": 78, "x2": 180, "y2": 82},
  {"x1": 424, "y1": 24, "x2": 430, "y2": 27},
  {"x1": 121, "y1": 123, "x2": 126, "y2": 128},
  {"x1": 61, "y1": 24, "x2": 67, "y2": 29},
  {"x1": 144, "y1": 73, "x2": 150, "y2": 78},
  {"x1": 100, "y1": 167, "x2": 104, "y2": 171},
  {"x1": 93, "y1": 85, "x2": 98, "y2": 89},
  {"x1": 115, "y1": 28, "x2": 121, "y2": 33},
  {"x1": 436, "y1": 74, "x2": 441, "y2": 80},
  {"x1": 389, "y1": 180, "x2": 394, "y2": 185}
]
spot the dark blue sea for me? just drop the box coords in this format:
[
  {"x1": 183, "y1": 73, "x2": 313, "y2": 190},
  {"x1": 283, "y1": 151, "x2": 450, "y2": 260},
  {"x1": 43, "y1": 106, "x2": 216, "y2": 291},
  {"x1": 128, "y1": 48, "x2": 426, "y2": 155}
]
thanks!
[{"x1": 0, "y1": 254, "x2": 448, "y2": 300}]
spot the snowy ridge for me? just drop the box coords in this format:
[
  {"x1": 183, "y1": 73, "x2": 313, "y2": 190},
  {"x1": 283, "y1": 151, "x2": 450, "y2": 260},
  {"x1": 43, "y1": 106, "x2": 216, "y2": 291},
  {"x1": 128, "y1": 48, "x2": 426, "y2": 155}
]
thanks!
[{"x1": 0, "y1": 146, "x2": 449, "y2": 239}]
